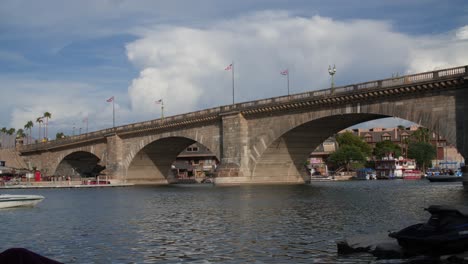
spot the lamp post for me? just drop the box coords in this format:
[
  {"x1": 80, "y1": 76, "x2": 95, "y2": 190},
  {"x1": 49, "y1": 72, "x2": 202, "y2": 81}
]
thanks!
[
  {"x1": 72, "y1": 125, "x2": 75, "y2": 136},
  {"x1": 328, "y1": 64, "x2": 337, "y2": 93}
]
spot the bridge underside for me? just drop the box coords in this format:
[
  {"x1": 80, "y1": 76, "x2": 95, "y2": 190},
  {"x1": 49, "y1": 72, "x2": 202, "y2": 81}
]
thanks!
[
  {"x1": 126, "y1": 137, "x2": 196, "y2": 184},
  {"x1": 54, "y1": 151, "x2": 101, "y2": 178},
  {"x1": 251, "y1": 113, "x2": 388, "y2": 183}
]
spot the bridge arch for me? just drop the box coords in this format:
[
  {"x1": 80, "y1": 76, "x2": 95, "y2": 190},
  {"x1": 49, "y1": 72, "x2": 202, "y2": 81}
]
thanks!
[
  {"x1": 124, "y1": 136, "x2": 219, "y2": 184},
  {"x1": 53, "y1": 151, "x2": 103, "y2": 178},
  {"x1": 247, "y1": 91, "x2": 460, "y2": 183}
]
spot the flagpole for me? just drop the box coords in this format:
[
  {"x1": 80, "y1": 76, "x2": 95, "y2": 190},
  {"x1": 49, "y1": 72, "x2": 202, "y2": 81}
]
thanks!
[
  {"x1": 86, "y1": 118, "x2": 88, "y2": 134},
  {"x1": 287, "y1": 70, "x2": 290, "y2": 96},
  {"x1": 232, "y1": 61, "x2": 235, "y2": 104},
  {"x1": 161, "y1": 100, "x2": 164, "y2": 119}
]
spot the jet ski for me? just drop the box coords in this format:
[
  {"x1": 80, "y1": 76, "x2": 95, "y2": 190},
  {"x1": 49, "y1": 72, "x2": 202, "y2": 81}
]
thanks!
[{"x1": 389, "y1": 205, "x2": 468, "y2": 255}]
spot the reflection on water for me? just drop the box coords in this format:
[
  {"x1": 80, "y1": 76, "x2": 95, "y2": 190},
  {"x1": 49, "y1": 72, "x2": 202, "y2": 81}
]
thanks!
[{"x1": 1, "y1": 180, "x2": 467, "y2": 263}]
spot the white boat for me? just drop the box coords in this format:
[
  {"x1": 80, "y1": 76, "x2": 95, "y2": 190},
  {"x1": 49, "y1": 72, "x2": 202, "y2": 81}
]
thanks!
[{"x1": 0, "y1": 194, "x2": 44, "y2": 209}]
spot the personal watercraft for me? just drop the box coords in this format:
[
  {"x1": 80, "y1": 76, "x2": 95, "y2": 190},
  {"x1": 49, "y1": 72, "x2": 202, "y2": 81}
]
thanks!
[{"x1": 389, "y1": 205, "x2": 468, "y2": 255}]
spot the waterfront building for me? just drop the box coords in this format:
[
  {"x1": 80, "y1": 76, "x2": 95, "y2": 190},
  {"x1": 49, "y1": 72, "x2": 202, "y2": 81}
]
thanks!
[
  {"x1": 171, "y1": 142, "x2": 219, "y2": 182},
  {"x1": 308, "y1": 139, "x2": 337, "y2": 176},
  {"x1": 341, "y1": 125, "x2": 465, "y2": 168}
]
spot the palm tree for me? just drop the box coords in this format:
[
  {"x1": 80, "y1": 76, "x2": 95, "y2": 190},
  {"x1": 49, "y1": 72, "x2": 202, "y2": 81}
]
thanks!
[
  {"x1": 43, "y1": 112, "x2": 52, "y2": 140},
  {"x1": 6, "y1": 128, "x2": 15, "y2": 148},
  {"x1": 24, "y1": 121, "x2": 34, "y2": 144},
  {"x1": 36, "y1": 117, "x2": 43, "y2": 141},
  {"x1": 0, "y1": 127, "x2": 6, "y2": 148},
  {"x1": 397, "y1": 125, "x2": 406, "y2": 157},
  {"x1": 16, "y1": 129, "x2": 25, "y2": 139},
  {"x1": 410, "y1": 127, "x2": 431, "y2": 143}
]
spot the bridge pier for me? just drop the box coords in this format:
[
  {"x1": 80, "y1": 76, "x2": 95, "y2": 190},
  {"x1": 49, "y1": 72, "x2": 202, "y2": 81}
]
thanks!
[
  {"x1": 105, "y1": 133, "x2": 125, "y2": 182},
  {"x1": 214, "y1": 112, "x2": 253, "y2": 184}
]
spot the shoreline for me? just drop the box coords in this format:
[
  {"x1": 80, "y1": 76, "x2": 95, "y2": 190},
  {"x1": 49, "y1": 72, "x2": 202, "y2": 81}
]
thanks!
[{"x1": 0, "y1": 183, "x2": 134, "y2": 189}]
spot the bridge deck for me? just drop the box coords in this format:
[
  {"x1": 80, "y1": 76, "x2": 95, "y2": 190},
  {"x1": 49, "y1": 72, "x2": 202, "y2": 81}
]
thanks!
[{"x1": 19, "y1": 65, "x2": 468, "y2": 153}]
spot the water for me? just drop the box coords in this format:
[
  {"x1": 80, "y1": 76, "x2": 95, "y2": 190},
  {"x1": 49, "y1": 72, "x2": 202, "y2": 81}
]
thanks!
[{"x1": 1, "y1": 180, "x2": 467, "y2": 263}]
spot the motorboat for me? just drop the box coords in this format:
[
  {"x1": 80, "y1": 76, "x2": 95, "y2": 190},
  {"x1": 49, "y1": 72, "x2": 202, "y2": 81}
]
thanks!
[
  {"x1": 426, "y1": 174, "x2": 463, "y2": 182},
  {"x1": 426, "y1": 169, "x2": 463, "y2": 182},
  {"x1": 0, "y1": 194, "x2": 44, "y2": 209},
  {"x1": 389, "y1": 205, "x2": 468, "y2": 255}
]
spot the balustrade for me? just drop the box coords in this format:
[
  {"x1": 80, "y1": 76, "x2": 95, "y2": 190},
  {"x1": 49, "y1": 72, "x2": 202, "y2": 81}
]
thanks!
[{"x1": 19, "y1": 65, "x2": 467, "y2": 152}]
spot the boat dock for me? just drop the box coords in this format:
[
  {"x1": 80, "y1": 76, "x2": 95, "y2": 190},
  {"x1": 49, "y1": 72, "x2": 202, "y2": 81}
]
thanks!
[{"x1": 0, "y1": 182, "x2": 134, "y2": 189}]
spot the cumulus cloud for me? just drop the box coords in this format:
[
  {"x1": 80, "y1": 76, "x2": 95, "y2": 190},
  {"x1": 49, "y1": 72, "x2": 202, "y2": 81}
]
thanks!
[
  {"x1": 125, "y1": 12, "x2": 468, "y2": 119},
  {"x1": 3, "y1": 11, "x2": 468, "y2": 135}
]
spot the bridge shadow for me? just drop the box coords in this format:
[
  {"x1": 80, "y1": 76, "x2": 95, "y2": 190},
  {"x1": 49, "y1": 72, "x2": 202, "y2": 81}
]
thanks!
[
  {"x1": 252, "y1": 113, "x2": 388, "y2": 183},
  {"x1": 126, "y1": 137, "x2": 219, "y2": 184}
]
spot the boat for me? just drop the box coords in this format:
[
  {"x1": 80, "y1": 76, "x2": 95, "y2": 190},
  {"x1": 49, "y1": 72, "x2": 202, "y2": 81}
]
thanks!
[
  {"x1": 426, "y1": 169, "x2": 463, "y2": 182},
  {"x1": 375, "y1": 156, "x2": 417, "y2": 179},
  {"x1": 389, "y1": 205, "x2": 468, "y2": 255},
  {"x1": 0, "y1": 194, "x2": 44, "y2": 209},
  {"x1": 403, "y1": 170, "x2": 423, "y2": 180},
  {"x1": 356, "y1": 168, "x2": 376, "y2": 180}
]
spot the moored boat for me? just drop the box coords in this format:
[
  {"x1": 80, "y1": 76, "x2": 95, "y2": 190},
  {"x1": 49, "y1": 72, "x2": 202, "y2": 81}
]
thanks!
[
  {"x1": 389, "y1": 205, "x2": 468, "y2": 255},
  {"x1": 426, "y1": 169, "x2": 463, "y2": 182},
  {"x1": 0, "y1": 194, "x2": 44, "y2": 209},
  {"x1": 426, "y1": 174, "x2": 463, "y2": 182},
  {"x1": 403, "y1": 170, "x2": 422, "y2": 180}
]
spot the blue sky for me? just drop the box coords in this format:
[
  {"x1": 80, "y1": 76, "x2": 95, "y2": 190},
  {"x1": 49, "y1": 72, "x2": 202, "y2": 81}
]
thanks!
[{"x1": 0, "y1": 0, "x2": 467, "y2": 139}]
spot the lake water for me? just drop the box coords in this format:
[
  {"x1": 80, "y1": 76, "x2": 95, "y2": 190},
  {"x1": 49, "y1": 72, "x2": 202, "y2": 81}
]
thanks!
[{"x1": 1, "y1": 180, "x2": 467, "y2": 263}]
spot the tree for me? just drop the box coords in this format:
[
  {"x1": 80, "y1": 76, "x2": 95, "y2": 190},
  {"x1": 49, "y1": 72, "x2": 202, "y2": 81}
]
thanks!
[
  {"x1": 24, "y1": 121, "x2": 34, "y2": 144},
  {"x1": 410, "y1": 127, "x2": 431, "y2": 143},
  {"x1": 56, "y1": 132, "x2": 66, "y2": 139},
  {"x1": 6, "y1": 128, "x2": 15, "y2": 147},
  {"x1": 407, "y1": 142, "x2": 436, "y2": 172},
  {"x1": 16, "y1": 129, "x2": 25, "y2": 146},
  {"x1": 43, "y1": 112, "x2": 52, "y2": 140},
  {"x1": 328, "y1": 132, "x2": 371, "y2": 172},
  {"x1": 336, "y1": 131, "x2": 373, "y2": 156},
  {"x1": 36, "y1": 117, "x2": 43, "y2": 141},
  {"x1": 16, "y1": 129, "x2": 24, "y2": 138},
  {"x1": 374, "y1": 140, "x2": 402, "y2": 159},
  {"x1": 0, "y1": 127, "x2": 6, "y2": 148},
  {"x1": 329, "y1": 145, "x2": 366, "y2": 172}
]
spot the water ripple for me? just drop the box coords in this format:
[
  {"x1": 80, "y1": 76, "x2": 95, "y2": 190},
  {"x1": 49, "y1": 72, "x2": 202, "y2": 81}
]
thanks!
[{"x1": 0, "y1": 181, "x2": 466, "y2": 263}]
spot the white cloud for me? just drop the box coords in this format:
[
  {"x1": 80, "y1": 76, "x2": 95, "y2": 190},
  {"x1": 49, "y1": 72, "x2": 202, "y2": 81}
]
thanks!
[
  {"x1": 3, "y1": 12, "x2": 468, "y2": 135},
  {"x1": 125, "y1": 12, "x2": 468, "y2": 120},
  {"x1": 456, "y1": 25, "x2": 468, "y2": 40},
  {"x1": 0, "y1": 78, "x2": 130, "y2": 138}
]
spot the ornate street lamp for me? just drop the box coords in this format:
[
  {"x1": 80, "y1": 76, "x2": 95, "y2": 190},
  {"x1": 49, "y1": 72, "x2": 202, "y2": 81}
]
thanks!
[{"x1": 328, "y1": 64, "x2": 337, "y2": 93}]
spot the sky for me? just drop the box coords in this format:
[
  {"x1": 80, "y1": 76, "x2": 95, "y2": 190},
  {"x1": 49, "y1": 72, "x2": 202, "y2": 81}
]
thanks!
[{"x1": 0, "y1": 0, "x2": 467, "y2": 140}]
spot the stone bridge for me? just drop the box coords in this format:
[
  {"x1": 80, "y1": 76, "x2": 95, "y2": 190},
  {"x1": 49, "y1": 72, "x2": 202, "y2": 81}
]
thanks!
[{"x1": 18, "y1": 65, "x2": 468, "y2": 185}]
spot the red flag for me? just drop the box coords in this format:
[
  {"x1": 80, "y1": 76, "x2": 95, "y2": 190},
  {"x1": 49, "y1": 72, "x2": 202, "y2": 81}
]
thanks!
[
  {"x1": 225, "y1": 64, "x2": 232, "y2": 71},
  {"x1": 280, "y1": 69, "x2": 288, "y2": 75},
  {"x1": 155, "y1": 99, "x2": 163, "y2": 104},
  {"x1": 106, "y1": 96, "x2": 114, "y2": 102}
]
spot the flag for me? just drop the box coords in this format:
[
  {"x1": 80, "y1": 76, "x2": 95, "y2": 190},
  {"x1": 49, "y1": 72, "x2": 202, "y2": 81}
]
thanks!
[
  {"x1": 280, "y1": 69, "x2": 289, "y2": 75},
  {"x1": 82, "y1": 117, "x2": 88, "y2": 123},
  {"x1": 225, "y1": 63, "x2": 232, "y2": 71},
  {"x1": 106, "y1": 96, "x2": 114, "y2": 102},
  {"x1": 155, "y1": 99, "x2": 163, "y2": 104}
]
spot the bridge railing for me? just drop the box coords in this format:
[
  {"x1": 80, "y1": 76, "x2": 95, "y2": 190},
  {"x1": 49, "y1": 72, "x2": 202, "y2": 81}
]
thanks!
[{"x1": 20, "y1": 65, "x2": 468, "y2": 152}]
